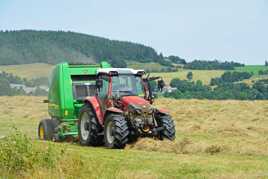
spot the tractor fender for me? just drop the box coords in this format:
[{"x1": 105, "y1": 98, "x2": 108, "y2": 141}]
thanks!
[
  {"x1": 155, "y1": 108, "x2": 169, "y2": 116},
  {"x1": 104, "y1": 107, "x2": 123, "y2": 121},
  {"x1": 84, "y1": 97, "x2": 104, "y2": 126}
]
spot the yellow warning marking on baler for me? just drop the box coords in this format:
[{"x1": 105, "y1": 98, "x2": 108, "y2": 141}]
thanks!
[{"x1": 39, "y1": 126, "x2": 45, "y2": 140}]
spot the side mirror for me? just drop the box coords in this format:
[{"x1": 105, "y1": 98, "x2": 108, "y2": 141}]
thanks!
[{"x1": 96, "y1": 79, "x2": 103, "y2": 89}]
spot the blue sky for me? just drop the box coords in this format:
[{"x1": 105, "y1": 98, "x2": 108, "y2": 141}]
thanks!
[{"x1": 0, "y1": 0, "x2": 267, "y2": 64}]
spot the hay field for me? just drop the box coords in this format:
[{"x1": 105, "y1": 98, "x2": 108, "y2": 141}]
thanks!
[
  {"x1": 128, "y1": 62, "x2": 165, "y2": 72},
  {"x1": 235, "y1": 65, "x2": 268, "y2": 75},
  {"x1": 0, "y1": 63, "x2": 53, "y2": 79},
  {"x1": 1, "y1": 96, "x2": 268, "y2": 178},
  {"x1": 152, "y1": 70, "x2": 224, "y2": 85}
]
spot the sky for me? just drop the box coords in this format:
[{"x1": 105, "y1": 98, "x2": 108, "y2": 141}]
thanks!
[{"x1": 0, "y1": 0, "x2": 267, "y2": 65}]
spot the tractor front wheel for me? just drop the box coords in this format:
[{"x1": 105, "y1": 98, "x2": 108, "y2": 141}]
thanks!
[
  {"x1": 38, "y1": 119, "x2": 57, "y2": 140},
  {"x1": 78, "y1": 105, "x2": 103, "y2": 146},
  {"x1": 158, "y1": 116, "x2": 176, "y2": 141},
  {"x1": 104, "y1": 114, "x2": 129, "y2": 149}
]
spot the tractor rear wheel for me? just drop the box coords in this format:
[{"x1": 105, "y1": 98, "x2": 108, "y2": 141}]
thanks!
[
  {"x1": 78, "y1": 105, "x2": 103, "y2": 146},
  {"x1": 158, "y1": 116, "x2": 176, "y2": 140},
  {"x1": 104, "y1": 114, "x2": 129, "y2": 149},
  {"x1": 38, "y1": 119, "x2": 57, "y2": 140}
]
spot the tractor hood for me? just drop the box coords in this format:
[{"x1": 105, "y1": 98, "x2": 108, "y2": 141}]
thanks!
[{"x1": 121, "y1": 96, "x2": 150, "y2": 108}]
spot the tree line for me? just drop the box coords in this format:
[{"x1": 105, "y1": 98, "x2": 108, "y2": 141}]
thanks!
[
  {"x1": 210, "y1": 71, "x2": 252, "y2": 86},
  {"x1": 183, "y1": 60, "x2": 244, "y2": 70},
  {"x1": 0, "y1": 72, "x2": 48, "y2": 96},
  {"x1": 0, "y1": 71, "x2": 48, "y2": 87},
  {"x1": 259, "y1": 69, "x2": 268, "y2": 75}
]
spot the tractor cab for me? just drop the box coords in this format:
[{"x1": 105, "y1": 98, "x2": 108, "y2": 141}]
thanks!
[{"x1": 96, "y1": 68, "x2": 150, "y2": 102}]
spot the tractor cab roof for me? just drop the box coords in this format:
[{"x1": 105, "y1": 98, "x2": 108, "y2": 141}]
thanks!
[{"x1": 97, "y1": 68, "x2": 145, "y2": 76}]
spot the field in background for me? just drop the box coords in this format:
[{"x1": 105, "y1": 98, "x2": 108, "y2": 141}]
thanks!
[
  {"x1": 128, "y1": 62, "x2": 165, "y2": 71},
  {"x1": 234, "y1": 65, "x2": 268, "y2": 85},
  {"x1": 0, "y1": 63, "x2": 53, "y2": 79},
  {"x1": 152, "y1": 70, "x2": 225, "y2": 85},
  {"x1": 0, "y1": 63, "x2": 225, "y2": 85},
  {"x1": 128, "y1": 62, "x2": 225, "y2": 84},
  {"x1": 1, "y1": 96, "x2": 268, "y2": 178},
  {"x1": 235, "y1": 65, "x2": 268, "y2": 75},
  {"x1": 0, "y1": 63, "x2": 267, "y2": 86}
]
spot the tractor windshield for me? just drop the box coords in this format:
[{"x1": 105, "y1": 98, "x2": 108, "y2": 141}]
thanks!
[{"x1": 111, "y1": 75, "x2": 144, "y2": 97}]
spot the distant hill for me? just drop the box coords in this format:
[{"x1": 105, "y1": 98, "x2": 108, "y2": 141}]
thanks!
[{"x1": 0, "y1": 30, "x2": 168, "y2": 67}]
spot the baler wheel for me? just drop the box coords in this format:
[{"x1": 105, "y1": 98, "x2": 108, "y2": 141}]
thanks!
[{"x1": 38, "y1": 119, "x2": 57, "y2": 140}]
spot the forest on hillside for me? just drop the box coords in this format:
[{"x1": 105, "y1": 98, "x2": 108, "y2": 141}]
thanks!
[
  {"x1": 0, "y1": 30, "x2": 169, "y2": 67},
  {"x1": 0, "y1": 30, "x2": 250, "y2": 71}
]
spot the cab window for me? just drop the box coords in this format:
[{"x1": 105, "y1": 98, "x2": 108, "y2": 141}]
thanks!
[{"x1": 99, "y1": 76, "x2": 109, "y2": 98}]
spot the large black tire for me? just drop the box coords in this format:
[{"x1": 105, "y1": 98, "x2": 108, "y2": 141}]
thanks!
[
  {"x1": 38, "y1": 119, "x2": 58, "y2": 140},
  {"x1": 104, "y1": 114, "x2": 129, "y2": 149},
  {"x1": 78, "y1": 105, "x2": 103, "y2": 146},
  {"x1": 158, "y1": 116, "x2": 176, "y2": 140}
]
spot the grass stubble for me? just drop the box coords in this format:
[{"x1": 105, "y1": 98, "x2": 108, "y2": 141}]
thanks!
[{"x1": 0, "y1": 96, "x2": 268, "y2": 178}]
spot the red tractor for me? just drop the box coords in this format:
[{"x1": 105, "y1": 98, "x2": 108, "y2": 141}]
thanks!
[{"x1": 78, "y1": 68, "x2": 175, "y2": 149}]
